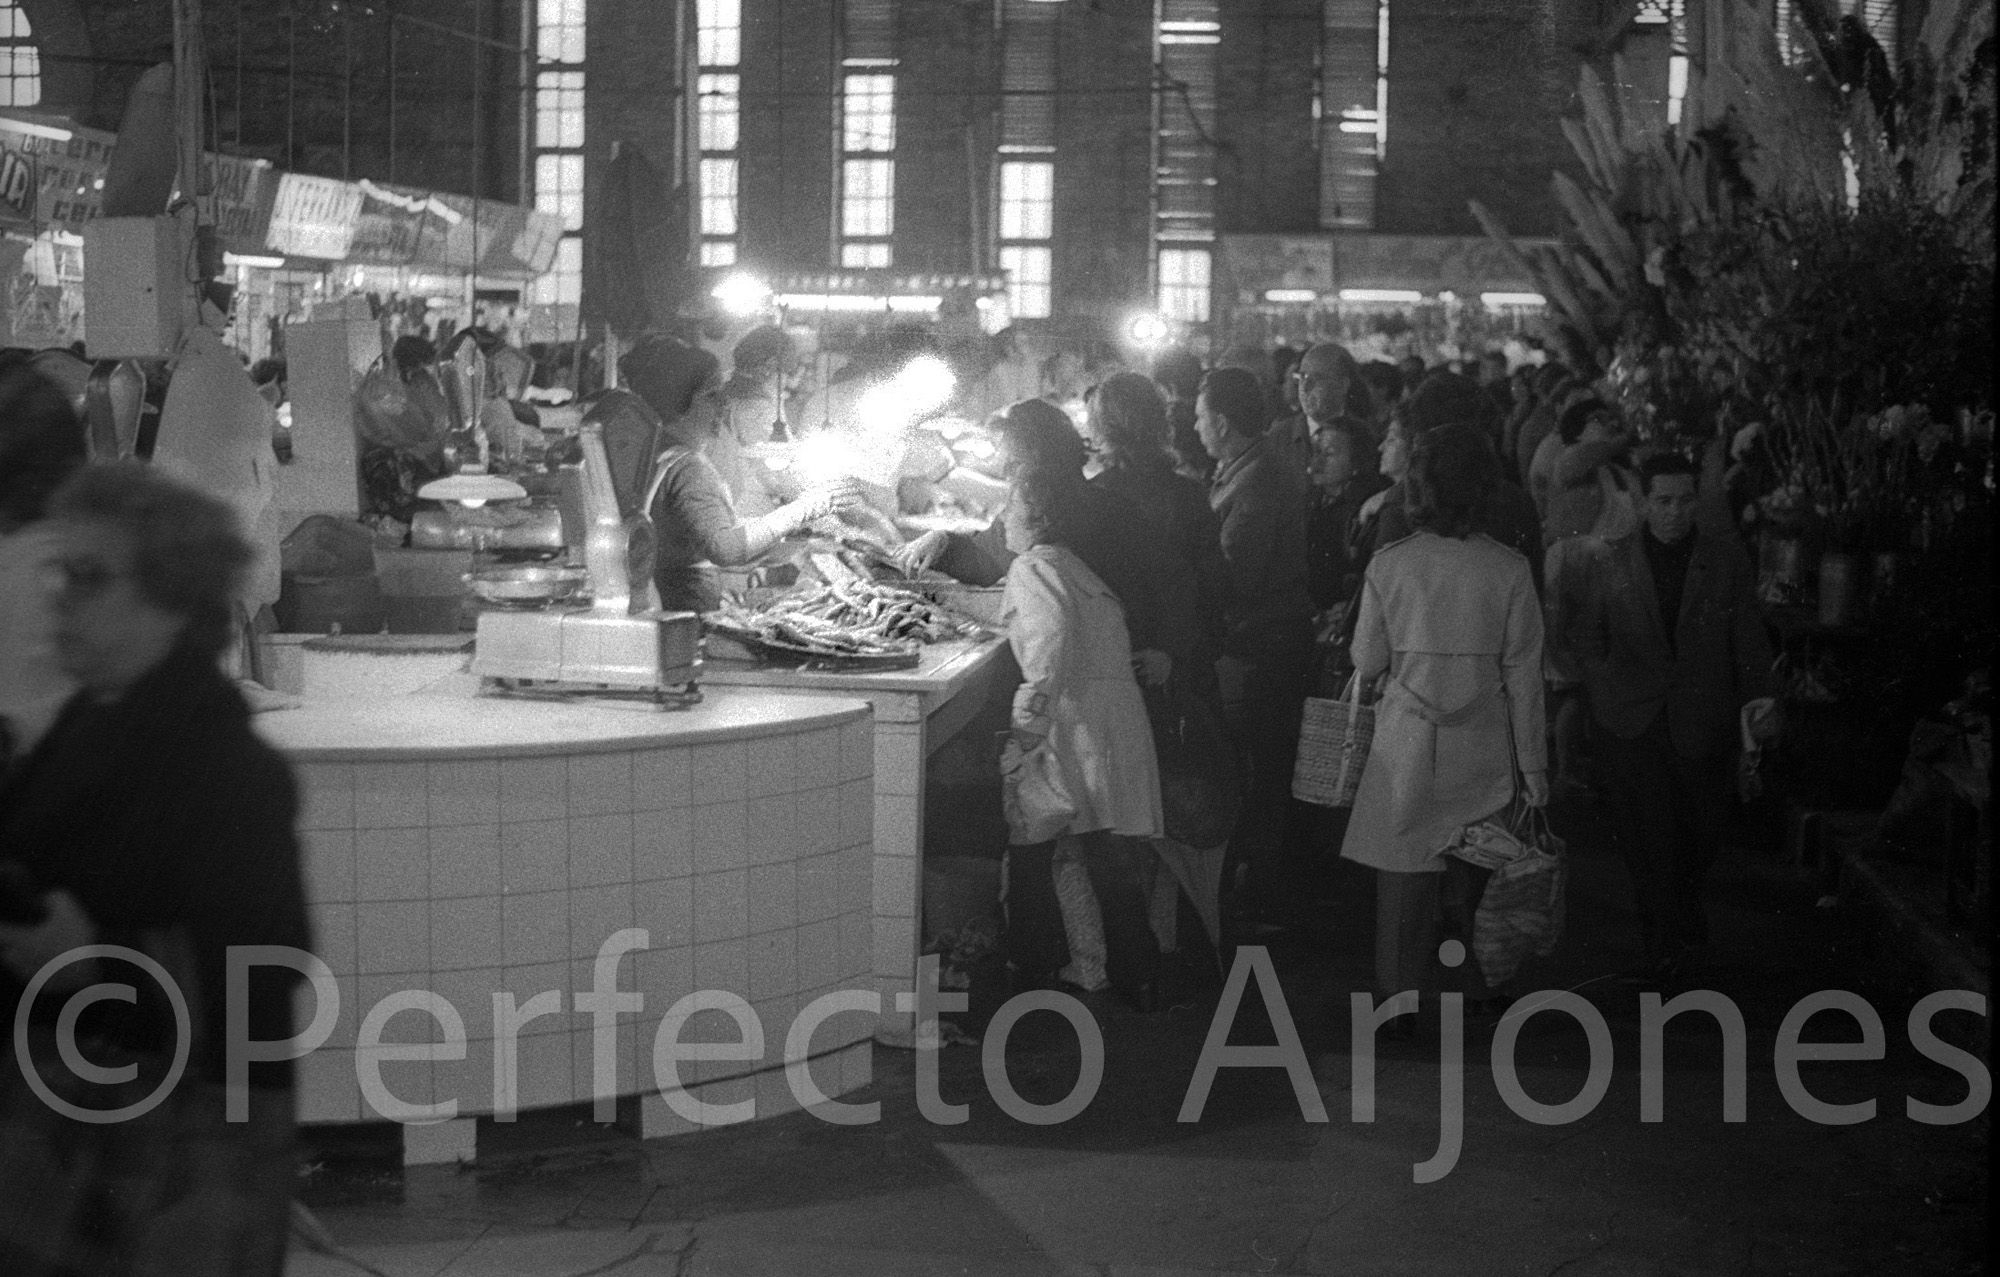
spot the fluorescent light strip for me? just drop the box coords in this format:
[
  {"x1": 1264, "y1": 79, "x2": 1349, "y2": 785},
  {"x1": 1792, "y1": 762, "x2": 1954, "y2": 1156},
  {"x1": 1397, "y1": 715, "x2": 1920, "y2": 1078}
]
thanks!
[
  {"x1": 0, "y1": 118, "x2": 75, "y2": 142},
  {"x1": 1263, "y1": 289, "x2": 1320, "y2": 303},
  {"x1": 1160, "y1": 20, "x2": 1219, "y2": 32},
  {"x1": 225, "y1": 253, "x2": 288, "y2": 269},
  {"x1": 1338, "y1": 288, "x2": 1422, "y2": 303},
  {"x1": 1159, "y1": 32, "x2": 1219, "y2": 44},
  {"x1": 778, "y1": 293, "x2": 940, "y2": 313},
  {"x1": 1480, "y1": 291, "x2": 1546, "y2": 307}
]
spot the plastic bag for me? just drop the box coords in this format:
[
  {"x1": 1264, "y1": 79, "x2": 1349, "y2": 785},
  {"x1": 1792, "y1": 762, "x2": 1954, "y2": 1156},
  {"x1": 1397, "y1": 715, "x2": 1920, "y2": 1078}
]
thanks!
[
  {"x1": 1148, "y1": 679, "x2": 1240, "y2": 850},
  {"x1": 1466, "y1": 809, "x2": 1566, "y2": 985},
  {"x1": 355, "y1": 361, "x2": 445, "y2": 451},
  {"x1": 1001, "y1": 740, "x2": 1077, "y2": 846}
]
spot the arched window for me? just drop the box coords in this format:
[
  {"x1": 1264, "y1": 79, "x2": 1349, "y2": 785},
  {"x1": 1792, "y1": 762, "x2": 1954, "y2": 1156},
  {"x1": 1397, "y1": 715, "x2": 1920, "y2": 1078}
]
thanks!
[{"x1": 1, "y1": 0, "x2": 39, "y2": 107}]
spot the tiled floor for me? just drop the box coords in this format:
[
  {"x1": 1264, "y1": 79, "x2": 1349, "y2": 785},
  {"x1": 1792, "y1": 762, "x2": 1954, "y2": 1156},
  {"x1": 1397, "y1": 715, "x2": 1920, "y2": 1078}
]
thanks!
[{"x1": 286, "y1": 800, "x2": 1990, "y2": 1276}]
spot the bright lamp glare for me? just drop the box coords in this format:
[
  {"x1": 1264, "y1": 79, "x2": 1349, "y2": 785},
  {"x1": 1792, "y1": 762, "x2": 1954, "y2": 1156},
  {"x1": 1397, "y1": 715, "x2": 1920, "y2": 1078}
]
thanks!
[
  {"x1": 793, "y1": 434, "x2": 858, "y2": 485},
  {"x1": 712, "y1": 271, "x2": 771, "y2": 316},
  {"x1": 1126, "y1": 312, "x2": 1170, "y2": 347},
  {"x1": 900, "y1": 355, "x2": 956, "y2": 414}
]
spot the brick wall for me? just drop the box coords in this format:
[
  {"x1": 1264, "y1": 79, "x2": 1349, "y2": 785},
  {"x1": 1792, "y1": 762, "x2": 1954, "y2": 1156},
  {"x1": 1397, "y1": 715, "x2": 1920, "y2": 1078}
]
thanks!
[
  {"x1": 1216, "y1": 0, "x2": 1323, "y2": 235},
  {"x1": 737, "y1": 0, "x2": 834, "y2": 274},
  {"x1": 573, "y1": 0, "x2": 1598, "y2": 321},
  {"x1": 1050, "y1": 0, "x2": 1154, "y2": 325},
  {"x1": 1373, "y1": 0, "x2": 1592, "y2": 238},
  {"x1": 48, "y1": 0, "x2": 526, "y2": 201},
  {"x1": 891, "y1": 0, "x2": 987, "y2": 277}
]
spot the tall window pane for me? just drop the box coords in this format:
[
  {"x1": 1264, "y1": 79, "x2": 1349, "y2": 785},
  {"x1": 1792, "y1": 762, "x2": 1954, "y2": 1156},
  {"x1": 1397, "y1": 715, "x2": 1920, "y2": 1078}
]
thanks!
[
  {"x1": 1000, "y1": 245, "x2": 1052, "y2": 319},
  {"x1": 842, "y1": 159, "x2": 894, "y2": 237},
  {"x1": 698, "y1": 74, "x2": 739, "y2": 152},
  {"x1": 843, "y1": 75, "x2": 896, "y2": 152},
  {"x1": 1158, "y1": 248, "x2": 1211, "y2": 323},
  {"x1": 700, "y1": 159, "x2": 740, "y2": 236},
  {"x1": 698, "y1": 0, "x2": 741, "y2": 67}
]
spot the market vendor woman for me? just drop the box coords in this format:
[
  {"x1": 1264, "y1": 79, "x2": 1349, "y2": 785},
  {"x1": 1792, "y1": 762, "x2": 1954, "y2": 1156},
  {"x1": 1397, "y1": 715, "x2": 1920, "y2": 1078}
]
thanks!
[{"x1": 620, "y1": 333, "x2": 860, "y2": 612}]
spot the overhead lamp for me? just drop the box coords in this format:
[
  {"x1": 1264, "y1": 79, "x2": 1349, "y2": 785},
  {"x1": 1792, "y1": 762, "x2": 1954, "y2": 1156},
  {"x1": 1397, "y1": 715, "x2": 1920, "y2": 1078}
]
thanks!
[
  {"x1": 224, "y1": 253, "x2": 287, "y2": 269},
  {"x1": 1480, "y1": 291, "x2": 1547, "y2": 308},
  {"x1": 417, "y1": 474, "x2": 528, "y2": 509},
  {"x1": 711, "y1": 270, "x2": 772, "y2": 316},
  {"x1": 1125, "y1": 311, "x2": 1171, "y2": 348},
  {"x1": 1263, "y1": 289, "x2": 1319, "y2": 304},
  {"x1": 1338, "y1": 288, "x2": 1422, "y2": 303}
]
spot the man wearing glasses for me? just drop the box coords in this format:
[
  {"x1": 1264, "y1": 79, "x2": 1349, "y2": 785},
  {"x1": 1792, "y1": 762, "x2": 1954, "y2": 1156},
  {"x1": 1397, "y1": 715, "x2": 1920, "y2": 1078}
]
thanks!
[{"x1": 1275, "y1": 342, "x2": 1368, "y2": 478}]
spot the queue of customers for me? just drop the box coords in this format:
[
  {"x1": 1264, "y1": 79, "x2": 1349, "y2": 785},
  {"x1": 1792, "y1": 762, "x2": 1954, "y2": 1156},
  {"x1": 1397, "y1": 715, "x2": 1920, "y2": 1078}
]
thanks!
[{"x1": 965, "y1": 340, "x2": 1775, "y2": 1031}]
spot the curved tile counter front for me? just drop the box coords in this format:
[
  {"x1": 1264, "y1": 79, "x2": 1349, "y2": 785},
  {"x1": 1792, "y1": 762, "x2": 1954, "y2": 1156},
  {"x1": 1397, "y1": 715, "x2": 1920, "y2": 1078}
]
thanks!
[{"x1": 255, "y1": 686, "x2": 876, "y2": 1164}]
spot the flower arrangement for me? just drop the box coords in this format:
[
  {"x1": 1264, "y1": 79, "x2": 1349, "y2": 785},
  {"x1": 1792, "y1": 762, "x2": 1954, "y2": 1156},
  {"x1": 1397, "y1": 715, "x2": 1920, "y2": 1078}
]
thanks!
[{"x1": 1757, "y1": 401, "x2": 1993, "y2": 551}]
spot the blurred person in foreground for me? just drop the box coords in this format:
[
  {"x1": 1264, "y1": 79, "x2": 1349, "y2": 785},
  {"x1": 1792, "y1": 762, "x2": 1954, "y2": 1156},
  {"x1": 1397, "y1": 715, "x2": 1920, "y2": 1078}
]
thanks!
[
  {"x1": 0, "y1": 363, "x2": 87, "y2": 763},
  {"x1": 1338, "y1": 427, "x2": 1548, "y2": 1038},
  {"x1": 0, "y1": 462, "x2": 311, "y2": 1275}
]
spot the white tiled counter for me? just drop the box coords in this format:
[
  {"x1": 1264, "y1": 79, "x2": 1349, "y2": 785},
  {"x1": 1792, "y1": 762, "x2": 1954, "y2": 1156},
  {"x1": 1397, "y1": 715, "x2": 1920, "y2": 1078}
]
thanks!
[
  {"x1": 255, "y1": 683, "x2": 876, "y2": 1164},
  {"x1": 698, "y1": 637, "x2": 1013, "y2": 1046}
]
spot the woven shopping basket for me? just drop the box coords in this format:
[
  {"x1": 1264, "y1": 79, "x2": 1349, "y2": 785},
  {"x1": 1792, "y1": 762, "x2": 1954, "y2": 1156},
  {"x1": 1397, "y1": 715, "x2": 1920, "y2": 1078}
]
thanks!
[{"x1": 1292, "y1": 672, "x2": 1375, "y2": 807}]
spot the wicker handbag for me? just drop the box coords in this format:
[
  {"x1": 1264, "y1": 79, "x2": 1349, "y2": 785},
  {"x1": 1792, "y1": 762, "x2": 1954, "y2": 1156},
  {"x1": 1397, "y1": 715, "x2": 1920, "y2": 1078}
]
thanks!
[{"x1": 1292, "y1": 672, "x2": 1376, "y2": 808}]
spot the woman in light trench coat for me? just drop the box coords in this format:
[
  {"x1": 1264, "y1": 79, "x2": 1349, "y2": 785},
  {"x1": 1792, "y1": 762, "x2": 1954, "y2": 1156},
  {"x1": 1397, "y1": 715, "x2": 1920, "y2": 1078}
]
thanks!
[
  {"x1": 1000, "y1": 467, "x2": 1165, "y2": 1007},
  {"x1": 1340, "y1": 425, "x2": 1548, "y2": 1035}
]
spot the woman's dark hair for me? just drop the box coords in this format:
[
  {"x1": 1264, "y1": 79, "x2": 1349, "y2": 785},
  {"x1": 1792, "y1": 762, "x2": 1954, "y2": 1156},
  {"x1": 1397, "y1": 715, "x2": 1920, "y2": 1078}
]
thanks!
[
  {"x1": 1403, "y1": 424, "x2": 1497, "y2": 539},
  {"x1": 47, "y1": 462, "x2": 254, "y2": 656},
  {"x1": 391, "y1": 334, "x2": 436, "y2": 375},
  {"x1": 1088, "y1": 372, "x2": 1173, "y2": 469},
  {"x1": 1151, "y1": 347, "x2": 1203, "y2": 403},
  {"x1": 1532, "y1": 362, "x2": 1574, "y2": 398},
  {"x1": 1009, "y1": 465, "x2": 1088, "y2": 550},
  {"x1": 1272, "y1": 345, "x2": 1302, "y2": 388},
  {"x1": 1358, "y1": 360, "x2": 1403, "y2": 408},
  {"x1": 0, "y1": 363, "x2": 87, "y2": 532},
  {"x1": 1557, "y1": 396, "x2": 1610, "y2": 446},
  {"x1": 620, "y1": 333, "x2": 721, "y2": 433},
  {"x1": 730, "y1": 325, "x2": 794, "y2": 376},
  {"x1": 1198, "y1": 366, "x2": 1269, "y2": 439},
  {"x1": 1168, "y1": 401, "x2": 1212, "y2": 479},
  {"x1": 993, "y1": 397, "x2": 1089, "y2": 477},
  {"x1": 1402, "y1": 370, "x2": 1499, "y2": 438}
]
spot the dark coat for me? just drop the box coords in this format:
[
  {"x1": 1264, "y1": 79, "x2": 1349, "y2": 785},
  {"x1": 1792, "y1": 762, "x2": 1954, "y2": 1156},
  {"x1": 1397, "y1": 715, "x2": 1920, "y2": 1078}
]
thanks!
[
  {"x1": 1209, "y1": 434, "x2": 1315, "y2": 663},
  {"x1": 0, "y1": 643, "x2": 312, "y2": 1088},
  {"x1": 1091, "y1": 459, "x2": 1227, "y2": 672},
  {"x1": 1566, "y1": 528, "x2": 1774, "y2": 758}
]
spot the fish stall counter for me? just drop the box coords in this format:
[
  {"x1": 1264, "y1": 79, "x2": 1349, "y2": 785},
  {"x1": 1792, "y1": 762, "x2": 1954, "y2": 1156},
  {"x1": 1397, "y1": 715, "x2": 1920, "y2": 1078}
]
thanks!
[
  {"x1": 254, "y1": 679, "x2": 878, "y2": 1165},
  {"x1": 696, "y1": 634, "x2": 1014, "y2": 1046}
]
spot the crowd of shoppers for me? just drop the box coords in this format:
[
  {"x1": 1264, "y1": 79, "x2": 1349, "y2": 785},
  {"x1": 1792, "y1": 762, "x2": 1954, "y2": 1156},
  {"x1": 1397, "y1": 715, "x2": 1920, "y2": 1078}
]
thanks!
[{"x1": 968, "y1": 334, "x2": 1777, "y2": 1022}]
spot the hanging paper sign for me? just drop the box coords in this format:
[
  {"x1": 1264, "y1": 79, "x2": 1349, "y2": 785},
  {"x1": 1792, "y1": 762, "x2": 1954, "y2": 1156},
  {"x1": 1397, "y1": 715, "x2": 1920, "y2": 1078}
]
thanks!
[
  {"x1": 0, "y1": 118, "x2": 274, "y2": 253},
  {"x1": 347, "y1": 179, "x2": 441, "y2": 265},
  {"x1": 267, "y1": 173, "x2": 362, "y2": 260}
]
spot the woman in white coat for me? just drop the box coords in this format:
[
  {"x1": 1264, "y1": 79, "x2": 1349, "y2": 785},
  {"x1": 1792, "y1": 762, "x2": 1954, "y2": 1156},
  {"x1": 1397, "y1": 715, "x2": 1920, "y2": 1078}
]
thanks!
[
  {"x1": 1001, "y1": 467, "x2": 1165, "y2": 1007},
  {"x1": 1340, "y1": 425, "x2": 1549, "y2": 1035}
]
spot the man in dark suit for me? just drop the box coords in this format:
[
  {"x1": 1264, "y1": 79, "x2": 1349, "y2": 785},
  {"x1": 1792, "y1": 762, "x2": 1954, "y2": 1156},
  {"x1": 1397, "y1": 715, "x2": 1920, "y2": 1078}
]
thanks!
[{"x1": 1567, "y1": 452, "x2": 1775, "y2": 982}]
